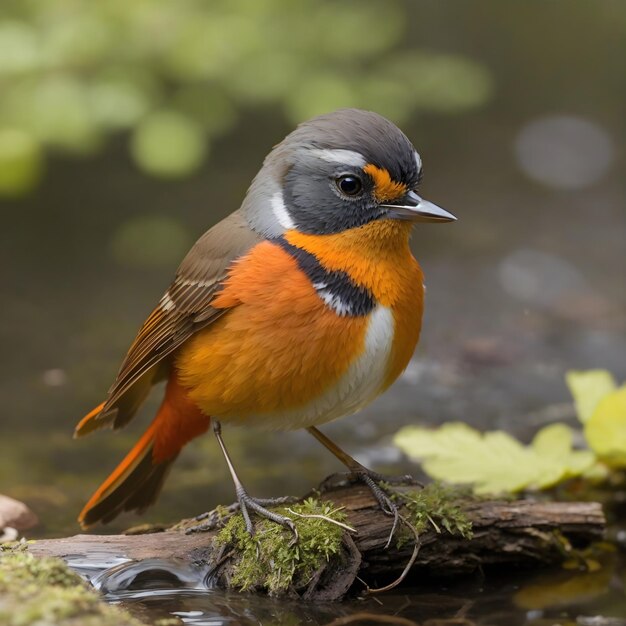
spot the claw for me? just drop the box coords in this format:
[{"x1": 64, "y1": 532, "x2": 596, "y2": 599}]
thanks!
[
  {"x1": 185, "y1": 504, "x2": 236, "y2": 534},
  {"x1": 304, "y1": 426, "x2": 419, "y2": 554},
  {"x1": 237, "y1": 490, "x2": 298, "y2": 543},
  {"x1": 211, "y1": 420, "x2": 298, "y2": 542},
  {"x1": 351, "y1": 469, "x2": 417, "y2": 547},
  {"x1": 284, "y1": 519, "x2": 299, "y2": 547},
  {"x1": 183, "y1": 495, "x2": 297, "y2": 537}
]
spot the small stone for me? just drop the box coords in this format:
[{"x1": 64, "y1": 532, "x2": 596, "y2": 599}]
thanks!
[
  {"x1": 462, "y1": 336, "x2": 516, "y2": 367},
  {"x1": 0, "y1": 526, "x2": 18, "y2": 542},
  {"x1": 0, "y1": 494, "x2": 38, "y2": 531}
]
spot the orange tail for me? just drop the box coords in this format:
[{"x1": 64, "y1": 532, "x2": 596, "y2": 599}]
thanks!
[
  {"x1": 78, "y1": 375, "x2": 210, "y2": 528},
  {"x1": 74, "y1": 401, "x2": 107, "y2": 437}
]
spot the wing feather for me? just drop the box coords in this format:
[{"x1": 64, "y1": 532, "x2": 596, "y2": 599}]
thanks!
[{"x1": 91, "y1": 210, "x2": 261, "y2": 430}]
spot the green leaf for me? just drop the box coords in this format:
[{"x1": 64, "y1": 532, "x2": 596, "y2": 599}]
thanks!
[
  {"x1": 5, "y1": 76, "x2": 102, "y2": 153},
  {"x1": 566, "y1": 369, "x2": 617, "y2": 423},
  {"x1": 0, "y1": 128, "x2": 43, "y2": 196},
  {"x1": 393, "y1": 422, "x2": 595, "y2": 495},
  {"x1": 584, "y1": 386, "x2": 626, "y2": 468},
  {"x1": 0, "y1": 21, "x2": 41, "y2": 76},
  {"x1": 130, "y1": 111, "x2": 207, "y2": 178}
]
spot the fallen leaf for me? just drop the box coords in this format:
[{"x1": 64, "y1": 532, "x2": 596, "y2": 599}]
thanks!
[
  {"x1": 532, "y1": 423, "x2": 595, "y2": 476},
  {"x1": 393, "y1": 422, "x2": 596, "y2": 494},
  {"x1": 566, "y1": 369, "x2": 617, "y2": 424},
  {"x1": 584, "y1": 386, "x2": 626, "y2": 468},
  {"x1": 514, "y1": 554, "x2": 614, "y2": 610}
]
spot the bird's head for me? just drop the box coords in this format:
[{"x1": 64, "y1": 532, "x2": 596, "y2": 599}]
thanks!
[{"x1": 243, "y1": 108, "x2": 456, "y2": 237}]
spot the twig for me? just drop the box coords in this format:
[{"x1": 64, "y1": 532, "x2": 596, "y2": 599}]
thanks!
[
  {"x1": 286, "y1": 508, "x2": 358, "y2": 534},
  {"x1": 366, "y1": 514, "x2": 421, "y2": 595},
  {"x1": 426, "y1": 513, "x2": 440, "y2": 533}
]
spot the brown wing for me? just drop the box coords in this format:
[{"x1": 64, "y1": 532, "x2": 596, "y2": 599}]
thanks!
[{"x1": 90, "y1": 210, "x2": 261, "y2": 432}]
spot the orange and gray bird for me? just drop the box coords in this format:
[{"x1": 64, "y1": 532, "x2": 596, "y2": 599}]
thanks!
[{"x1": 75, "y1": 109, "x2": 456, "y2": 534}]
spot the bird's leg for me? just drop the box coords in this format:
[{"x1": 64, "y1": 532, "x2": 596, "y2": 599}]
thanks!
[
  {"x1": 187, "y1": 421, "x2": 297, "y2": 541},
  {"x1": 307, "y1": 426, "x2": 418, "y2": 545},
  {"x1": 307, "y1": 426, "x2": 417, "y2": 489}
]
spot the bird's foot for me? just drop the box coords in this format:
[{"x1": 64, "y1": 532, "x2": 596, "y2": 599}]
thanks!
[
  {"x1": 236, "y1": 490, "x2": 299, "y2": 544},
  {"x1": 318, "y1": 469, "x2": 420, "y2": 493},
  {"x1": 184, "y1": 502, "x2": 241, "y2": 534},
  {"x1": 318, "y1": 469, "x2": 421, "y2": 548},
  {"x1": 356, "y1": 470, "x2": 403, "y2": 548},
  {"x1": 185, "y1": 493, "x2": 299, "y2": 543}
]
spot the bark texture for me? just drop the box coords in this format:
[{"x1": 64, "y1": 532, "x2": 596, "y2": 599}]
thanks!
[{"x1": 29, "y1": 483, "x2": 605, "y2": 601}]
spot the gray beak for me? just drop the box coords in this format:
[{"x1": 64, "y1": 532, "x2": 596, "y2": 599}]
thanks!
[{"x1": 382, "y1": 190, "x2": 456, "y2": 223}]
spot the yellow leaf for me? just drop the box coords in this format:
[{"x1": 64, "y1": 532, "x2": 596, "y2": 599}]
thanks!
[
  {"x1": 566, "y1": 369, "x2": 617, "y2": 423},
  {"x1": 532, "y1": 422, "x2": 574, "y2": 456},
  {"x1": 393, "y1": 422, "x2": 595, "y2": 495},
  {"x1": 514, "y1": 554, "x2": 615, "y2": 610},
  {"x1": 531, "y1": 423, "x2": 595, "y2": 477},
  {"x1": 584, "y1": 386, "x2": 626, "y2": 468}
]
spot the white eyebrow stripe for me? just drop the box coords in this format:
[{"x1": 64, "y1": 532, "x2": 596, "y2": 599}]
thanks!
[
  {"x1": 414, "y1": 151, "x2": 422, "y2": 172},
  {"x1": 309, "y1": 148, "x2": 366, "y2": 168},
  {"x1": 271, "y1": 191, "x2": 296, "y2": 230}
]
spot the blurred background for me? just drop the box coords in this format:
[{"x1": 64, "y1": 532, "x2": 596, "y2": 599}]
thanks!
[{"x1": 0, "y1": 0, "x2": 624, "y2": 539}]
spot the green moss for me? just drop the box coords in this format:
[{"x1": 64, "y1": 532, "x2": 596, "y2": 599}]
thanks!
[
  {"x1": 212, "y1": 503, "x2": 232, "y2": 523},
  {"x1": 390, "y1": 482, "x2": 474, "y2": 544},
  {"x1": 0, "y1": 546, "x2": 146, "y2": 626},
  {"x1": 215, "y1": 498, "x2": 347, "y2": 595}
]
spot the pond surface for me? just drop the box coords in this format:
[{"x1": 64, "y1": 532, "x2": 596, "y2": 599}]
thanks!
[
  {"x1": 61, "y1": 533, "x2": 626, "y2": 626},
  {"x1": 1, "y1": 1, "x2": 625, "y2": 624}
]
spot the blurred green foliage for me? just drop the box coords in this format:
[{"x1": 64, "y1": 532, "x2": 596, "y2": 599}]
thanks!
[
  {"x1": 109, "y1": 214, "x2": 192, "y2": 268},
  {"x1": 0, "y1": 0, "x2": 493, "y2": 195}
]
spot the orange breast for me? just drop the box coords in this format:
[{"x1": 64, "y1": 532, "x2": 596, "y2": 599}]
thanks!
[
  {"x1": 285, "y1": 220, "x2": 424, "y2": 390},
  {"x1": 176, "y1": 241, "x2": 370, "y2": 421},
  {"x1": 175, "y1": 220, "x2": 424, "y2": 426}
]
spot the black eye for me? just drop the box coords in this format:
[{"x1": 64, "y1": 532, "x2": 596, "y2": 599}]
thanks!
[{"x1": 336, "y1": 175, "x2": 362, "y2": 196}]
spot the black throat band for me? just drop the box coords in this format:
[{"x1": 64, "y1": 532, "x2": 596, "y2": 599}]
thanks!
[{"x1": 272, "y1": 236, "x2": 376, "y2": 317}]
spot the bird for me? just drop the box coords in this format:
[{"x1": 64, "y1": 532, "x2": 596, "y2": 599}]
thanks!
[{"x1": 75, "y1": 108, "x2": 456, "y2": 536}]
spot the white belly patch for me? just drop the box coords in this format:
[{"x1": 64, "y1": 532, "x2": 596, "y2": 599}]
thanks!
[{"x1": 247, "y1": 305, "x2": 396, "y2": 430}]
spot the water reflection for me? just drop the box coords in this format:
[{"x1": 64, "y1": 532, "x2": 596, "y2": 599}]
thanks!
[{"x1": 59, "y1": 549, "x2": 626, "y2": 625}]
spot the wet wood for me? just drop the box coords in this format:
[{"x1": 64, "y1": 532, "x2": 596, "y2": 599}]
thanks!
[{"x1": 29, "y1": 483, "x2": 605, "y2": 600}]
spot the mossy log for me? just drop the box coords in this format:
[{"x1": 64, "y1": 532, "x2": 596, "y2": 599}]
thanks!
[{"x1": 29, "y1": 481, "x2": 605, "y2": 601}]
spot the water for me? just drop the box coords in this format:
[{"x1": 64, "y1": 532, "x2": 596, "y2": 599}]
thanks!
[
  {"x1": 1, "y1": 1, "x2": 625, "y2": 623},
  {"x1": 58, "y1": 547, "x2": 626, "y2": 625}
]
